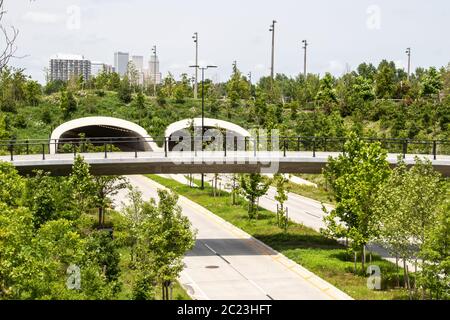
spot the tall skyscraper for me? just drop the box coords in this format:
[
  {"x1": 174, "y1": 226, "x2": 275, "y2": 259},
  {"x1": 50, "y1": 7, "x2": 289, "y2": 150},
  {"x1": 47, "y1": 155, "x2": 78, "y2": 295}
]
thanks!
[
  {"x1": 114, "y1": 51, "x2": 129, "y2": 77},
  {"x1": 146, "y1": 54, "x2": 162, "y2": 84},
  {"x1": 49, "y1": 54, "x2": 91, "y2": 82},
  {"x1": 131, "y1": 55, "x2": 144, "y2": 72}
]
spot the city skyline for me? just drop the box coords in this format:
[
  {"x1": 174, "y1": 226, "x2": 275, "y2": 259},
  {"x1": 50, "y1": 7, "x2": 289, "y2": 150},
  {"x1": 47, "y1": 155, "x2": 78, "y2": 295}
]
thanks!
[{"x1": 4, "y1": 0, "x2": 450, "y2": 84}]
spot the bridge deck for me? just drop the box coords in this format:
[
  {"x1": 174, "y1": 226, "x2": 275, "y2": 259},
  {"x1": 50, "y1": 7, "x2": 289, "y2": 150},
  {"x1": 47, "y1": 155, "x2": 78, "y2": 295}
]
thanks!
[{"x1": 1, "y1": 151, "x2": 449, "y2": 176}]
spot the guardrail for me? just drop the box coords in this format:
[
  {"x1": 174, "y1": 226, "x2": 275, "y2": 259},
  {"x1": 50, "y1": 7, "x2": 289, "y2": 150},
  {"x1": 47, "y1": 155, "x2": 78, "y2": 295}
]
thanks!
[{"x1": 0, "y1": 136, "x2": 449, "y2": 162}]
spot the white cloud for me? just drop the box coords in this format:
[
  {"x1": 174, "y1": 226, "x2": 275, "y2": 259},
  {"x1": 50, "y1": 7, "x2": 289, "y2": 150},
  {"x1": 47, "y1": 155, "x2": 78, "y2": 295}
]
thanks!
[{"x1": 22, "y1": 11, "x2": 63, "y2": 24}]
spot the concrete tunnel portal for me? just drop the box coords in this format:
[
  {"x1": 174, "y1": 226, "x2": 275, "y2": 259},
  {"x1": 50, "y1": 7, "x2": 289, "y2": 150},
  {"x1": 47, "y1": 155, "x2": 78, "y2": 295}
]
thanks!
[{"x1": 50, "y1": 117, "x2": 160, "y2": 154}]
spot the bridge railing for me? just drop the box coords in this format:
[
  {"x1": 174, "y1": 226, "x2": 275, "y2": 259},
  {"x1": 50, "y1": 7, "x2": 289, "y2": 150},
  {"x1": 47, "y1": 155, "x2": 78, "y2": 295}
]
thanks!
[{"x1": 0, "y1": 136, "x2": 449, "y2": 161}]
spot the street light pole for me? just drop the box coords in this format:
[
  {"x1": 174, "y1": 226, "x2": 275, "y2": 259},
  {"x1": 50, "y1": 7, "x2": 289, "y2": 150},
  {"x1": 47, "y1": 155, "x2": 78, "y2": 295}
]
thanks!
[
  {"x1": 302, "y1": 40, "x2": 308, "y2": 77},
  {"x1": 189, "y1": 64, "x2": 218, "y2": 189},
  {"x1": 193, "y1": 33, "x2": 198, "y2": 99},
  {"x1": 269, "y1": 20, "x2": 277, "y2": 81},
  {"x1": 406, "y1": 47, "x2": 411, "y2": 81}
]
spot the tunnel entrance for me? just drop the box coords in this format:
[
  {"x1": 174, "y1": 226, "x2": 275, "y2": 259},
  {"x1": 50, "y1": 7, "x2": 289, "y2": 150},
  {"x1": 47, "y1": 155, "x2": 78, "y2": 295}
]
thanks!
[{"x1": 57, "y1": 125, "x2": 149, "y2": 153}]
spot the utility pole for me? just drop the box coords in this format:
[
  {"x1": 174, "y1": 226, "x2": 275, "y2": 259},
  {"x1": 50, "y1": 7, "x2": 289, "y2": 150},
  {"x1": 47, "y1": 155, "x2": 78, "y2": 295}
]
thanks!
[
  {"x1": 406, "y1": 47, "x2": 411, "y2": 81},
  {"x1": 193, "y1": 32, "x2": 198, "y2": 99},
  {"x1": 152, "y1": 45, "x2": 157, "y2": 96},
  {"x1": 302, "y1": 40, "x2": 308, "y2": 77},
  {"x1": 269, "y1": 20, "x2": 277, "y2": 80}
]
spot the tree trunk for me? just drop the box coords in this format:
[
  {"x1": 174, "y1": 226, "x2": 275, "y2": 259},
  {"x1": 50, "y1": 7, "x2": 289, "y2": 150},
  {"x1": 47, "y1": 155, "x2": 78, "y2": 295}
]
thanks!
[
  {"x1": 396, "y1": 256, "x2": 400, "y2": 288},
  {"x1": 361, "y1": 245, "x2": 365, "y2": 272},
  {"x1": 98, "y1": 207, "x2": 103, "y2": 227}
]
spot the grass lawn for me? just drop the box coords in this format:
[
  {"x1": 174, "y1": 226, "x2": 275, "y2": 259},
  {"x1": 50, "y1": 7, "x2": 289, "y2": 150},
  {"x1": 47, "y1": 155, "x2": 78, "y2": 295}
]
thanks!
[
  {"x1": 148, "y1": 174, "x2": 410, "y2": 300},
  {"x1": 287, "y1": 174, "x2": 335, "y2": 204}
]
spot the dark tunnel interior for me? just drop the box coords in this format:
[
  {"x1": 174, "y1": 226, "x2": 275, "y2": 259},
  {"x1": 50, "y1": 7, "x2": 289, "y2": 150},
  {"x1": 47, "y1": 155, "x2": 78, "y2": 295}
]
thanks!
[{"x1": 57, "y1": 125, "x2": 150, "y2": 152}]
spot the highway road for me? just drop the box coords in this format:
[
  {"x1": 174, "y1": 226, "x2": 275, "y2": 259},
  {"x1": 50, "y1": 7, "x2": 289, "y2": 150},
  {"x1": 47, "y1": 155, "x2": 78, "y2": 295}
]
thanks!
[
  {"x1": 113, "y1": 175, "x2": 352, "y2": 300},
  {"x1": 187, "y1": 174, "x2": 415, "y2": 269}
]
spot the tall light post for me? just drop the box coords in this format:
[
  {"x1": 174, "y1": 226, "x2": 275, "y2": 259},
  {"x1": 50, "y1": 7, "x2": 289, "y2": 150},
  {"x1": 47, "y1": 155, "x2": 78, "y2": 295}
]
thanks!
[
  {"x1": 269, "y1": 20, "x2": 277, "y2": 80},
  {"x1": 189, "y1": 64, "x2": 218, "y2": 189},
  {"x1": 406, "y1": 47, "x2": 411, "y2": 81},
  {"x1": 302, "y1": 40, "x2": 308, "y2": 77},
  {"x1": 152, "y1": 45, "x2": 157, "y2": 96},
  {"x1": 193, "y1": 33, "x2": 199, "y2": 99}
]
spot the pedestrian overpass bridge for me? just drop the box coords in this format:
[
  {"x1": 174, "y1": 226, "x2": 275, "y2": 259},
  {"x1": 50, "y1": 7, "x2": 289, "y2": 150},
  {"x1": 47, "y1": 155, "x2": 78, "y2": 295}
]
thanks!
[
  {"x1": 1, "y1": 116, "x2": 449, "y2": 176},
  {"x1": 1, "y1": 150, "x2": 449, "y2": 176}
]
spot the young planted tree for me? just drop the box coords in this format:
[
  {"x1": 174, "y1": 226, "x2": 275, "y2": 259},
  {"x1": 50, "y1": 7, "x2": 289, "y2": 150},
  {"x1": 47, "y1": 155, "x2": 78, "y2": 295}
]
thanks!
[
  {"x1": 273, "y1": 173, "x2": 290, "y2": 229},
  {"x1": 323, "y1": 134, "x2": 390, "y2": 271},
  {"x1": 240, "y1": 173, "x2": 270, "y2": 219},
  {"x1": 374, "y1": 158, "x2": 447, "y2": 297},
  {"x1": 134, "y1": 190, "x2": 196, "y2": 300},
  {"x1": 93, "y1": 176, "x2": 129, "y2": 227},
  {"x1": 418, "y1": 199, "x2": 450, "y2": 300},
  {"x1": 67, "y1": 156, "x2": 95, "y2": 217}
]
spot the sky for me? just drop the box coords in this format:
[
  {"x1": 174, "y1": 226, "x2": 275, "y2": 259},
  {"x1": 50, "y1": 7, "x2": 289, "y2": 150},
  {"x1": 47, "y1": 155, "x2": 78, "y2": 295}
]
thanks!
[{"x1": 2, "y1": 0, "x2": 450, "y2": 84}]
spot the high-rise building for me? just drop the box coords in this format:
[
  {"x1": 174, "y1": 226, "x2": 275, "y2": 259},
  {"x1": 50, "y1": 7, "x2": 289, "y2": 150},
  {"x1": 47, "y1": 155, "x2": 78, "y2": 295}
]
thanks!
[
  {"x1": 131, "y1": 55, "x2": 144, "y2": 72},
  {"x1": 91, "y1": 61, "x2": 115, "y2": 77},
  {"x1": 114, "y1": 51, "x2": 129, "y2": 77},
  {"x1": 146, "y1": 54, "x2": 162, "y2": 84},
  {"x1": 49, "y1": 54, "x2": 91, "y2": 82}
]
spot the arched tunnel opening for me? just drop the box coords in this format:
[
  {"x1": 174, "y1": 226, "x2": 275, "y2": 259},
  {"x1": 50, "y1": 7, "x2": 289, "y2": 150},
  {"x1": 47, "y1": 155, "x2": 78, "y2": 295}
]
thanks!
[
  {"x1": 168, "y1": 127, "x2": 247, "y2": 152},
  {"x1": 57, "y1": 125, "x2": 151, "y2": 153}
]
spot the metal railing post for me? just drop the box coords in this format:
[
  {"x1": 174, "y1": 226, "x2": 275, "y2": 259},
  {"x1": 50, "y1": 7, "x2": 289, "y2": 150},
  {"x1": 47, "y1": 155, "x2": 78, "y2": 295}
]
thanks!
[
  {"x1": 244, "y1": 137, "x2": 248, "y2": 152},
  {"x1": 312, "y1": 138, "x2": 316, "y2": 158},
  {"x1": 42, "y1": 144, "x2": 45, "y2": 160},
  {"x1": 26, "y1": 139, "x2": 29, "y2": 155},
  {"x1": 297, "y1": 137, "x2": 300, "y2": 152},
  {"x1": 403, "y1": 140, "x2": 407, "y2": 159},
  {"x1": 433, "y1": 140, "x2": 437, "y2": 160},
  {"x1": 104, "y1": 143, "x2": 107, "y2": 159},
  {"x1": 135, "y1": 137, "x2": 138, "y2": 158},
  {"x1": 234, "y1": 136, "x2": 238, "y2": 152},
  {"x1": 164, "y1": 137, "x2": 168, "y2": 157},
  {"x1": 10, "y1": 143, "x2": 13, "y2": 161},
  {"x1": 224, "y1": 135, "x2": 227, "y2": 157},
  {"x1": 283, "y1": 139, "x2": 287, "y2": 157}
]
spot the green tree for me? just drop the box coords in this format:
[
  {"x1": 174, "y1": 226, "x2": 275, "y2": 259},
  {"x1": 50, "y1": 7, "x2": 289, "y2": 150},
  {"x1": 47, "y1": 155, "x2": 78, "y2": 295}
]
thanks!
[
  {"x1": 60, "y1": 90, "x2": 77, "y2": 119},
  {"x1": 418, "y1": 199, "x2": 450, "y2": 300},
  {"x1": 240, "y1": 174, "x2": 270, "y2": 219},
  {"x1": 118, "y1": 76, "x2": 132, "y2": 103},
  {"x1": 93, "y1": 176, "x2": 129, "y2": 226},
  {"x1": 134, "y1": 190, "x2": 196, "y2": 300},
  {"x1": 375, "y1": 60, "x2": 396, "y2": 99},
  {"x1": 315, "y1": 72, "x2": 337, "y2": 114},
  {"x1": 420, "y1": 67, "x2": 443, "y2": 97},
  {"x1": 24, "y1": 80, "x2": 41, "y2": 106},
  {"x1": 68, "y1": 156, "x2": 95, "y2": 217},
  {"x1": 374, "y1": 158, "x2": 447, "y2": 296},
  {"x1": 323, "y1": 134, "x2": 390, "y2": 271}
]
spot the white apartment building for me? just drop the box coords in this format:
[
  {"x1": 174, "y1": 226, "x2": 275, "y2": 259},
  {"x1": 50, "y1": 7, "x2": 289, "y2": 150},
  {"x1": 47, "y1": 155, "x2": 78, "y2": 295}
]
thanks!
[{"x1": 49, "y1": 54, "x2": 91, "y2": 82}]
